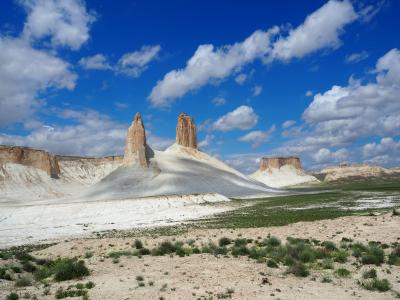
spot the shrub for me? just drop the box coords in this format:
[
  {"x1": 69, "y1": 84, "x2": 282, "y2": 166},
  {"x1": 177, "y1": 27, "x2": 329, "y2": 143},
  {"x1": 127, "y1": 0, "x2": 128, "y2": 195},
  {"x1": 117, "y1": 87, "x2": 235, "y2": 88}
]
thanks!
[
  {"x1": 234, "y1": 238, "x2": 248, "y2": 247},
  {"x1": 84, "y1": 251, "x2": 93, "y2": 259},
  {"x1": 6, "y1": 293, "x2": 19, "y2": 300},
  {"x1": 333, "y1": 250, "x2": 348, "y2": 263},
  {"x1": 218, "y1": 237, "x2": 231, "y2": 247},
  {"x1": 15, "y1": 275, "x2": 32, "y2": 287},
  {"x1": 86, "y1": 281, "x2": 95, "y2": 289},
  {"x1": 321, "y1": 258, "x2": 334, "y2": 269},
  {"x1": 335, "y1": 268, "x2": 350, "y2": 278},
  {"x1": 55, "y1": 288, "x2": 88, "y2": 299},
  {"x1": 362, "y1": 278, "x2": 391, "y2": 292},
  {"x1": 287, "y1": 262, "x2": 309, "y2": 277},
  {"x1": 264, "y1": 236, "x2": 281, "y2": 247},
  {"x1": 231, "y1": 245, "x2": 249, "y2": 256},
  {"x1": 352, "y1": 243, "x2": 367, "y2": 258},
  {"x1": 362, "y1": 268, "x2": 377, "y2": 279},
  {"x1": 53, "y1": 258, "x2": 90, "y2": 281},
  {"x1": 139, "y1": 248, "x2": 151, "y2": 255},
  {"x1": 158, "y1": 241, "x2": 176, "y2": 255},
  {"x1": 0, "y1": 267, "x2": 13, "y2": 281},
  {"x1": 134, "y1": 239, "x2": 143, "y2": 249},
  {"x1": 299, "y1": 249, "x2": 315, "y2": 263},
  {"x1": 283, "y1": 255, "x2": 295, "y2": 266},
  {"x1": 267, "y1": 259, "x2": 278, "y2": 268},
  {"x1": 10, "y1": 265, "x2": 22, "y2": 273},
  {"x1": 22, "y1": 261, "x2": 36, "y2": 273},
  {"x1": 321, "y1": 241, "x2": 337, "y2": 251},
  {"x1": 388, "y1": 246, "x2": 400, "y2": 265},
  {"x1": 361, "y1": 246, "x2": 384, "y2": 265},
  {"x1": 136, "y1": 275, "x2": 144, "y2": 281}
]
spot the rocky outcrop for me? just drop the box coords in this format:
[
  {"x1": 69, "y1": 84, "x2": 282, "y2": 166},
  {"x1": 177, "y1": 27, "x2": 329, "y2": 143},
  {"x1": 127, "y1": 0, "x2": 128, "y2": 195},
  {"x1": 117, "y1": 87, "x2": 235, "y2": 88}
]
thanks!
[
  {"x1": 0, "y1": 145, "x2": 60, "y2": 178},
  {"x1": 123, "y1": 112, "x2": 150, "y2": 167},
  {"x1": 57, "y1": 155, "x2": 123, "y2": 165},
  {"x1": 259, "y1": 156, "x2": 302, "y2": 171},
  {"x1": 176, "y1": 113, "x2": 197, "y2": 149}
]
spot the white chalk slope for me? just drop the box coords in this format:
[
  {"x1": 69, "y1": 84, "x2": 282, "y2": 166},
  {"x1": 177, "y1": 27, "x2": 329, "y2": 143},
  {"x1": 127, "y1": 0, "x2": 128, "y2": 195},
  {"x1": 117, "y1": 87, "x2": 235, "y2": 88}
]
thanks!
[
  {"x1": 0, "y1": 144, "x2": 280, "y2": 247},
  {"x1": 251, "y1": 165, "x2": 319, "y2": 188},
  {"x1": 82, "y1": 144, "x2": 277, "y2": 200}
]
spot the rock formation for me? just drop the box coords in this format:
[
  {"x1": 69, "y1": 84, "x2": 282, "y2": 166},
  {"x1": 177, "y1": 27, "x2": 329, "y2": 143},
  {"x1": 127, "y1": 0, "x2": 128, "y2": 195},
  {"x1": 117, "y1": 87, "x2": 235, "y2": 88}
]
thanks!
[
  {"x1": 123, "y1": 112, "x2": 149, "y2": 167},
  {"x1": 259, "y1": 156, "x2": 302, "y2": 171},
  {"x1": 176, "y1": 113, "x2": 197, "y2": 149},
  {"x1": 0, "y1": 145, "x2": 60, "y2": 178}
]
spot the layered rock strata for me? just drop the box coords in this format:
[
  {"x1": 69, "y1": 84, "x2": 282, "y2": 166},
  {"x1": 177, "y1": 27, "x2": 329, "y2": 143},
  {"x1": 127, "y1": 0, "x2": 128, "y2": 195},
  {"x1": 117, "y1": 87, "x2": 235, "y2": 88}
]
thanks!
[
  {"x1": 0, "y1": 145, "x2": 60, "y2": 178},
  {"x1": 123, "y1": 112, "x2": 149, "y2": 167},
  {"x1": 176, "y1": 113, "x2": 197, "y2": 149},
  {"x1": 259, "y1": 156, "x2": 302, "y2": 171}
]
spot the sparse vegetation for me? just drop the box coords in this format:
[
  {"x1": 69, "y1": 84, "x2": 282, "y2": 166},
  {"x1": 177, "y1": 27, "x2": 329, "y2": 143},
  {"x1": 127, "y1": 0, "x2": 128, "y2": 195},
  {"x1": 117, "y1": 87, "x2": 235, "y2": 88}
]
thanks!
[
  {"x1": 335, "y1": 268, "x2": 351, "y2": 277},
  {"x1": 361, "y1": 278, "x2": 391, "y2": 292},
  {"x1": 6, "y1": 293, "x2": 19, "y2": 300},
  {"x1": 362, "y1": 268, "x2": 377, "y2": 279}
]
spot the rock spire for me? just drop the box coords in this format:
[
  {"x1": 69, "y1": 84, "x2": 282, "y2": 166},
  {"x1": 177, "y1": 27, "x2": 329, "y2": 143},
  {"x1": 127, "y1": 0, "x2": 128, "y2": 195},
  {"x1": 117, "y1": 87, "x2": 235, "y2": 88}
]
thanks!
[
  {"x1": 123, "y1": 112, "x2": 149, "y2": 167},
  {"x1": 176, "y1": 113, "x2": 197, "y2": 149}
]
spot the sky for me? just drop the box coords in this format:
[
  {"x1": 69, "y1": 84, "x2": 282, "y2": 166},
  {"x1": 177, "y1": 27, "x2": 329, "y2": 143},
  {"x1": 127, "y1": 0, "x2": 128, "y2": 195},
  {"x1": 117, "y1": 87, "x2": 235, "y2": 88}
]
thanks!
[{"x1": 0, "y1": 0, "x2": 399, "y2": 173}]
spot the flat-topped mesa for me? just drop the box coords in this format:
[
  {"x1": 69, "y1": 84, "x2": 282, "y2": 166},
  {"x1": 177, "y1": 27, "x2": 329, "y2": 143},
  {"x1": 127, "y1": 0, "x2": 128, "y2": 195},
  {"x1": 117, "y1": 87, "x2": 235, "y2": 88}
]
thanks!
[
  {"x1": 0, "y1": 145, "x2": 60, "y2": 178},
  {"x1": 259, "y1": 156, "x2": 302, "y2": 172},
  {"x1": 176, "y1": 113, "x2": 197, "y2": 149},
  {"x1": 123, "y1": 112, "x2": 149, "y2": 167}
]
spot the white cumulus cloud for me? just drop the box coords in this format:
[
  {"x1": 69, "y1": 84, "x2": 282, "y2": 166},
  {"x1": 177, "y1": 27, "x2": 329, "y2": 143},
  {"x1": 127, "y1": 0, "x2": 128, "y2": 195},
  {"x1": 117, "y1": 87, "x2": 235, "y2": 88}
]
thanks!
[
  {"x1": 213, "y1": 105, "x2": 259, "y2": 131},
  {"x1": 0, "y1": 37, "x2": 76, "y2": 127},
  {"x1": 21, "y1": 0, "x2": 95, "y2": 50},
  {"x1": 149, "y1": 0, "x2": 361, "y2": 107},
  {"x1": 79, "y1": 53, "x2": 111, "y2": 70},
  {"x1": 238, "y1": 125, "x2": 276, "y2": 148}
]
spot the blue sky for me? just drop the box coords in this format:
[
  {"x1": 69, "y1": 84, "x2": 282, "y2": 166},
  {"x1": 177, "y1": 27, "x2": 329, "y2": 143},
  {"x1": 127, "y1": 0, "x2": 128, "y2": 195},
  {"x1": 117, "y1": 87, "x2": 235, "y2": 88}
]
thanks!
[{"x1": 0, "y1": 0, "x2": 399, "y2": 172}]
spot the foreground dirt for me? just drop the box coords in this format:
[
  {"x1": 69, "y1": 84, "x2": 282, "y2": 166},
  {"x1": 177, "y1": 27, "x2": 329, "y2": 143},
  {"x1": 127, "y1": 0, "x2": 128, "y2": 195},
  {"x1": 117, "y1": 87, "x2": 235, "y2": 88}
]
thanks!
[{"x1": 1, "y1": 213, "x2": 400, "y2": 299}]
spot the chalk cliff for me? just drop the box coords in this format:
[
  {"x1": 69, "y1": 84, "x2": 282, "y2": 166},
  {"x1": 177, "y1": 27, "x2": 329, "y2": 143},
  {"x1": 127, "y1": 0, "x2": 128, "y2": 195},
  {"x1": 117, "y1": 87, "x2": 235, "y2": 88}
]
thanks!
[
  {"x1": 0, "y1": 145, "x2": 60, "y2": 178},
  {"x1": 259, "y1": 156, "x2": 302, "y2": 171}
]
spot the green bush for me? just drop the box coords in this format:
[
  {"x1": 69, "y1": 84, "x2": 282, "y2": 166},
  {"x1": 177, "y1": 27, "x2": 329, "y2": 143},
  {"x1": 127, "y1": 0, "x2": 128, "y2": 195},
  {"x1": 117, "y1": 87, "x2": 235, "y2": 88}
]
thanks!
[
  {"x1": 321, "y1": 258, "x2": 334, "y2": 269},
  {"x1": 287, "y1": 262, "x2": 309, "y2": 277},
  {"x1": 55, "y1": 288, "x2": 88, "y2": 299},
  {"x1": 362, "y1": 268, "x2": 377, "y2": 279},
  {"x1": 6, "y1": 293, "x2": 19, "y2": 300},
  {"x1": 15, "y1": 275, "x2": 32, "y2": 287},
  {"x1": 299, "y1": 249, "x2": 315, "y2": 263},
  {"x1": 267, "y1": 259, "x2": 278, "y2": 268},
  {"x1": 361, "y1": 278, "x2": 391, "y2": 292},
  {"x1": 158, "y1": 241, "x2": 176, "y2": 255},
  {"x1": 321, "y1": 241, "x2": 337, "y2": 251},
  {"x1": 218, "y1": 237, "x2": 231, "y2": 247},
  {"x1": 86, "y1": 281, "x2": 95, "y2": 289},
  {"x1": 361, "y1": 246, "x2": 384, "y2": 265},
  {"x1": 335, "y1": 268, "x2": 350, "y2": 277},
  {"x1": 134, "y1": 239, "x2": 143, "y2": 249},
  {"x1": 333, "y1": 250, "x2": 348, "y2": 263},
  {"x1": 0, "y1": 267, "x2": 13, "y2": 281},
  {"x1": 53, "y1": 258, "x2": 90, "y2": 281},
  {"x1": 264, "y1": 237, "x2": 281, "y2": 247},
  {"x1": 234, "y1": 238, "x2": 248, "y2": 247}
]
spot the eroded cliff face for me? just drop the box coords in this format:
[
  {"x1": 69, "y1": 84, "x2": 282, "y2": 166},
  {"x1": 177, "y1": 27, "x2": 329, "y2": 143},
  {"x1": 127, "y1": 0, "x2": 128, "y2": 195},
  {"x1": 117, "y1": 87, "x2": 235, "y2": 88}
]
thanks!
[
  {"x1": 259, "y1": 156, "x2": 302, "y2": 171},
  {"x1": 176, "y1": 113, "x2": 197, "y2": 149},
  {"x1": 123, "y1": 112, "x2": 149, "y2": 167},
  {"x1": 0, "y1": 145, "x2": 60, "y2": 178}
]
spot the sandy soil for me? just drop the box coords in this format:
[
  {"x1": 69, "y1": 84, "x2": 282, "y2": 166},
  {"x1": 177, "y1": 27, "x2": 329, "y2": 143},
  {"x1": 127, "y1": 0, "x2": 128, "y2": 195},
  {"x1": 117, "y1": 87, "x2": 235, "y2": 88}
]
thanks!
[{"x1": 1, "y1": 213, "x2": 399, "y2": 299}]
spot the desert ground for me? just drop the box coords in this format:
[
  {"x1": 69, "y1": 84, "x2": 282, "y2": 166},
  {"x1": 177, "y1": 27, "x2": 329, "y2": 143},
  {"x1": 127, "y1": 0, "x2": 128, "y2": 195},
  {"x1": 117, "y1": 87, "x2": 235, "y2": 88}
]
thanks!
[{"x1": 1, "y1": 184, "x2": 400, "y2": 300}]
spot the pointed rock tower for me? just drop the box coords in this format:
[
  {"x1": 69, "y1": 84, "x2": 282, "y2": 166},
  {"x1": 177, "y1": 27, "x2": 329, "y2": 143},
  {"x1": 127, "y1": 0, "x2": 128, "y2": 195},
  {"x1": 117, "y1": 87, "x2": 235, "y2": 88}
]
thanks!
[
  {"x1": 123, "y1": 112, "x2": 149, "y2": 167},
  {"x1": 176, "y1": 113, "x2": 197, "y2": 149}
]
